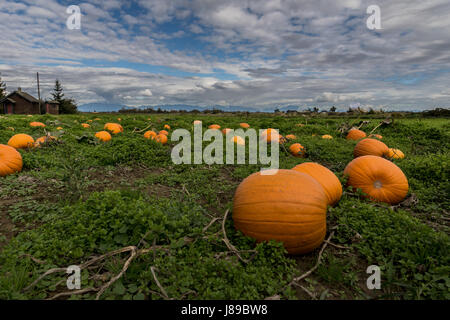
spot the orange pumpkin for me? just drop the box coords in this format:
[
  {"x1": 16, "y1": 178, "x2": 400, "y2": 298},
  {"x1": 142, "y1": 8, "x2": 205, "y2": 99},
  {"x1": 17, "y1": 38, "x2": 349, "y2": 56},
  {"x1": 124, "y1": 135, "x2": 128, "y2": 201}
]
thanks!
[
  {"x1": 144, "y1": 130, "x2": 157, "y2": 139},
  {"x1": 369, "y1": 134, "x2": 383, "y2": 139},
  {"x1": 289, "y1": 143, "x2": 306, "y2": 158},
  {"x1": 30, "y1": 122, "x2": 46, "y2": 128},
  {"x1": 322, "y1": 135, "x2": 333, "y2": 139},
  {"x1": 8, "y1": 134, "x2": 35, "y2": 149},
  {"x1": 104, "y1": 123, "x2": 123, "y2": 134},
  {"x1": 232, "y1": 170, "x2": 328, "y2": 254},
  {"x1": 153, "y1": 134, "x2": 168, "y2": 144},
  {"x1": 231, "y1": 136, "x2": 245, "y2": 145},
  {"x1": 387, "y1": 148, "x2": 405, "y2": 159},
  {"x1": 0, "y1": 144, "x2": 23, "y2": 177},
  {"x1": 353, "y1": 138, "x2": 389, "y2": 158},
  {"x1": 56, "y1": 127, "x2": 63, "y2": 130},
  {"x1": 209, "y1": 124, "x2": 221, "y2": 130},
  {"x1": 95, "y1": 131, "x2": 112, "y2": 142},
  {"x1": 193, "y1": 120, "x2": 202, "y2": 125},
  {"x1": 81, "y1": 123, "x2": 90, "y2": 128},
  {"x1": 346, "y1": 129, "x2": 366, "y2": 140},
  {"x1": 240, "y1": 123, "x2": 250, "y2": 129},
  {"x1": 343, "y1": 155, "x2": 409, "y2": 205},
  {"x1": 292, "y1": 162, "x2": 342, "y2": 206},
  {"x1": 159, "y1": 130, "x2": 169, "y2": 136},
  {"x1": 261, "y1": 128, "x2": 281, "y2": 143},
  {"x1": 285, "y1": 134, "x2": 296, "y2": 140},
  {"x1": 164, "y1": 124, "x2": 171, "y2": 130}
]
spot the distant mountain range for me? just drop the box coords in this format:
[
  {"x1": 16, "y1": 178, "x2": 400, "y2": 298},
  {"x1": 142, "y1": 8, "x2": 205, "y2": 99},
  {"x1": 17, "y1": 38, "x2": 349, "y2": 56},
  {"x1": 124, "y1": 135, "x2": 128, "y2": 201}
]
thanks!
[{"x1": 77, "y1": 102, "x2": 302, "y2": 113}]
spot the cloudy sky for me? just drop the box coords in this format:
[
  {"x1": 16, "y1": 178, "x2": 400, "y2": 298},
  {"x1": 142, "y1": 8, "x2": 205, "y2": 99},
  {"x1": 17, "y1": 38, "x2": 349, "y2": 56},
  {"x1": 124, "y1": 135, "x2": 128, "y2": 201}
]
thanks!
[{"x1": 0, "y1": 0, "x2": 449, "y2": 111}]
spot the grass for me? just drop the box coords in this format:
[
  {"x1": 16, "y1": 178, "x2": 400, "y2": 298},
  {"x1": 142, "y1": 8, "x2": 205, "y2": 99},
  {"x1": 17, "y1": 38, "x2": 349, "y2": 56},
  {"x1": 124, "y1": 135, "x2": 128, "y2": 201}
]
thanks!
[{"x1": 0, "y1": 112, "x2": 448, "y2": 300}]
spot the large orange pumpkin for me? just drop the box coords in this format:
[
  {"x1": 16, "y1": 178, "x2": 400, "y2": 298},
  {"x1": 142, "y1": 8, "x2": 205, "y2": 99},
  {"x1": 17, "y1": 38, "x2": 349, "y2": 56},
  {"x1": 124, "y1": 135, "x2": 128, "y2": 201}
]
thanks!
[
  {"x1": 387, "y1": 148, "x2": 405, "y2": 159},
  {"x1": 8, "y1": 134, "x2": 35, "y2": 149},
  {"x1": 292, "y1": 162, "x2": 342, "y2": 206},
  {"x1": 343, "y1": 155, "x2": 409, "y2": 205},
  {"x1": 209, "y1": 124, "x2": 221, "y2": 130},
  {"x1": 232, "y1": 170, "x2": 328, "y2": 254},
  {"x1": 346, "y1": 129, "x2": 366, "y2": 140},
  {"x1": 30, "y1": 122, "x2": 46, "y2": 128},
  {"x1": 353, "y1": 138, "x2": 389, "y2": 158},
  {"x1": 104, "y1": 123, "x2": 123, "y2": 134},
  {"x1": 289, "y1": 143, "x2": 306, "y2": 158},
  {"x1": 0, "y1": 144, "x2": 23, "y2": 177},
  {"x1": 95, "y1": 131, "x2": 112, "y2": 142}
]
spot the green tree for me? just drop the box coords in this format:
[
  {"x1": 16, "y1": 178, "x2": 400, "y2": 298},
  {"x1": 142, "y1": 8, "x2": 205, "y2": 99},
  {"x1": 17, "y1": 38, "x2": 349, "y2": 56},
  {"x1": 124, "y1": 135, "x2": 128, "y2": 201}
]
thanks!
[
  {"x1": 51, "y1": 79, "x2": 65, "y2": 103},
  {"x1": 0, "y1": 73, "x2": 7, "y2": 99},
  {"x1": 51, "y1": 79, "x2": 78, "y2": 114}
]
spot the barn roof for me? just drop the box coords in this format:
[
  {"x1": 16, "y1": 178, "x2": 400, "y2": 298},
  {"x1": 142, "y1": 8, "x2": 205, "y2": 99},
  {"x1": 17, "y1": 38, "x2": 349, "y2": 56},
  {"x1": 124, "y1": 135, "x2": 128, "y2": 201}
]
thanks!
[
  {"x1": 1, "y1": 90, "x2": 40, "y2": 104},
  {"x1": 15, "y1": 90, "x2": 40, "y2": 103},
  {"x1": 0, "y1": 97, "x2": 16, "y2": 104}
]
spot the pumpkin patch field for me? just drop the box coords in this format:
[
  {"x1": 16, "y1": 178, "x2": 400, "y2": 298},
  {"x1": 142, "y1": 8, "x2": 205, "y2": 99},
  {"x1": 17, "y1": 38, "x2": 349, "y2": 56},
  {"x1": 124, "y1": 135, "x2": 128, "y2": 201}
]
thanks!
[{"x1": 0, "y1": 113, "x2": 448, "y2": 300}]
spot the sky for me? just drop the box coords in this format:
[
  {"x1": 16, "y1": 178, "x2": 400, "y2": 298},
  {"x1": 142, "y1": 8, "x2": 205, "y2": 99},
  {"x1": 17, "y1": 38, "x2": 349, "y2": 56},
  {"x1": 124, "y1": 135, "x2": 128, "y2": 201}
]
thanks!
[{"x1": 0, "y1": 0, "x2": 449, "y2": 111}]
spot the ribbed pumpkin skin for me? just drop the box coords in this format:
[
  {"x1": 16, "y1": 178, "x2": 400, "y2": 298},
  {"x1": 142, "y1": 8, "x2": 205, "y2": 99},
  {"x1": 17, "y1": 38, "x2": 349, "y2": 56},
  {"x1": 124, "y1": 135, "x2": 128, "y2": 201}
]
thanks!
[
  {"x1": 144, "y1": 130, "x2": 157, "y2": 139},
  {"x1": 95, "y1": 131, "x2": 112, "y2": 142},
  {"x1": 232, "y1": 170, "x2": 328, "y2": 254},
  {"x1": 292, "y1": 162, "x2": 342, "y2": 206},
  {"x1": 346, "y1": 129, "x2": 366, "y2": 140},
  {"x1": 8, "y1": 134, "x2": 35, "y2": 149},
  {"x1": 353, "y1": 138, "x2": 389, "y2": 158},
  {"x1": 0, "y1": 144, "x2": 23, "y2": 177},
  {"x1": 153, "y1": 134, "x2": 168, "y2": 144},
  {"x1": 289, "y1": 143, "x2": 306, "y2": 158},
  {"x1": 158, "y1": 130, "x2": 169, "y2": 136},
  {"x1": 387, "y1": 148, "x2": 405, "y2": 159},
  {"x1": 343, "y1": 155, "x2": 409, "y2": 205},
  {"x1": 104, "y1": 123, "x2": 123, "y2": 134}
]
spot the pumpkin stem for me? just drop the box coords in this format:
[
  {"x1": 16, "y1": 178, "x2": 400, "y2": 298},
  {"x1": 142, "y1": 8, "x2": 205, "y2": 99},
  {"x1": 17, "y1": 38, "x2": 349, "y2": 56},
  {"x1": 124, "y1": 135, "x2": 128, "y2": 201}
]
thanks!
[{"x1": 373, "y1": 180, "x2": 383, "y2": 189}]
